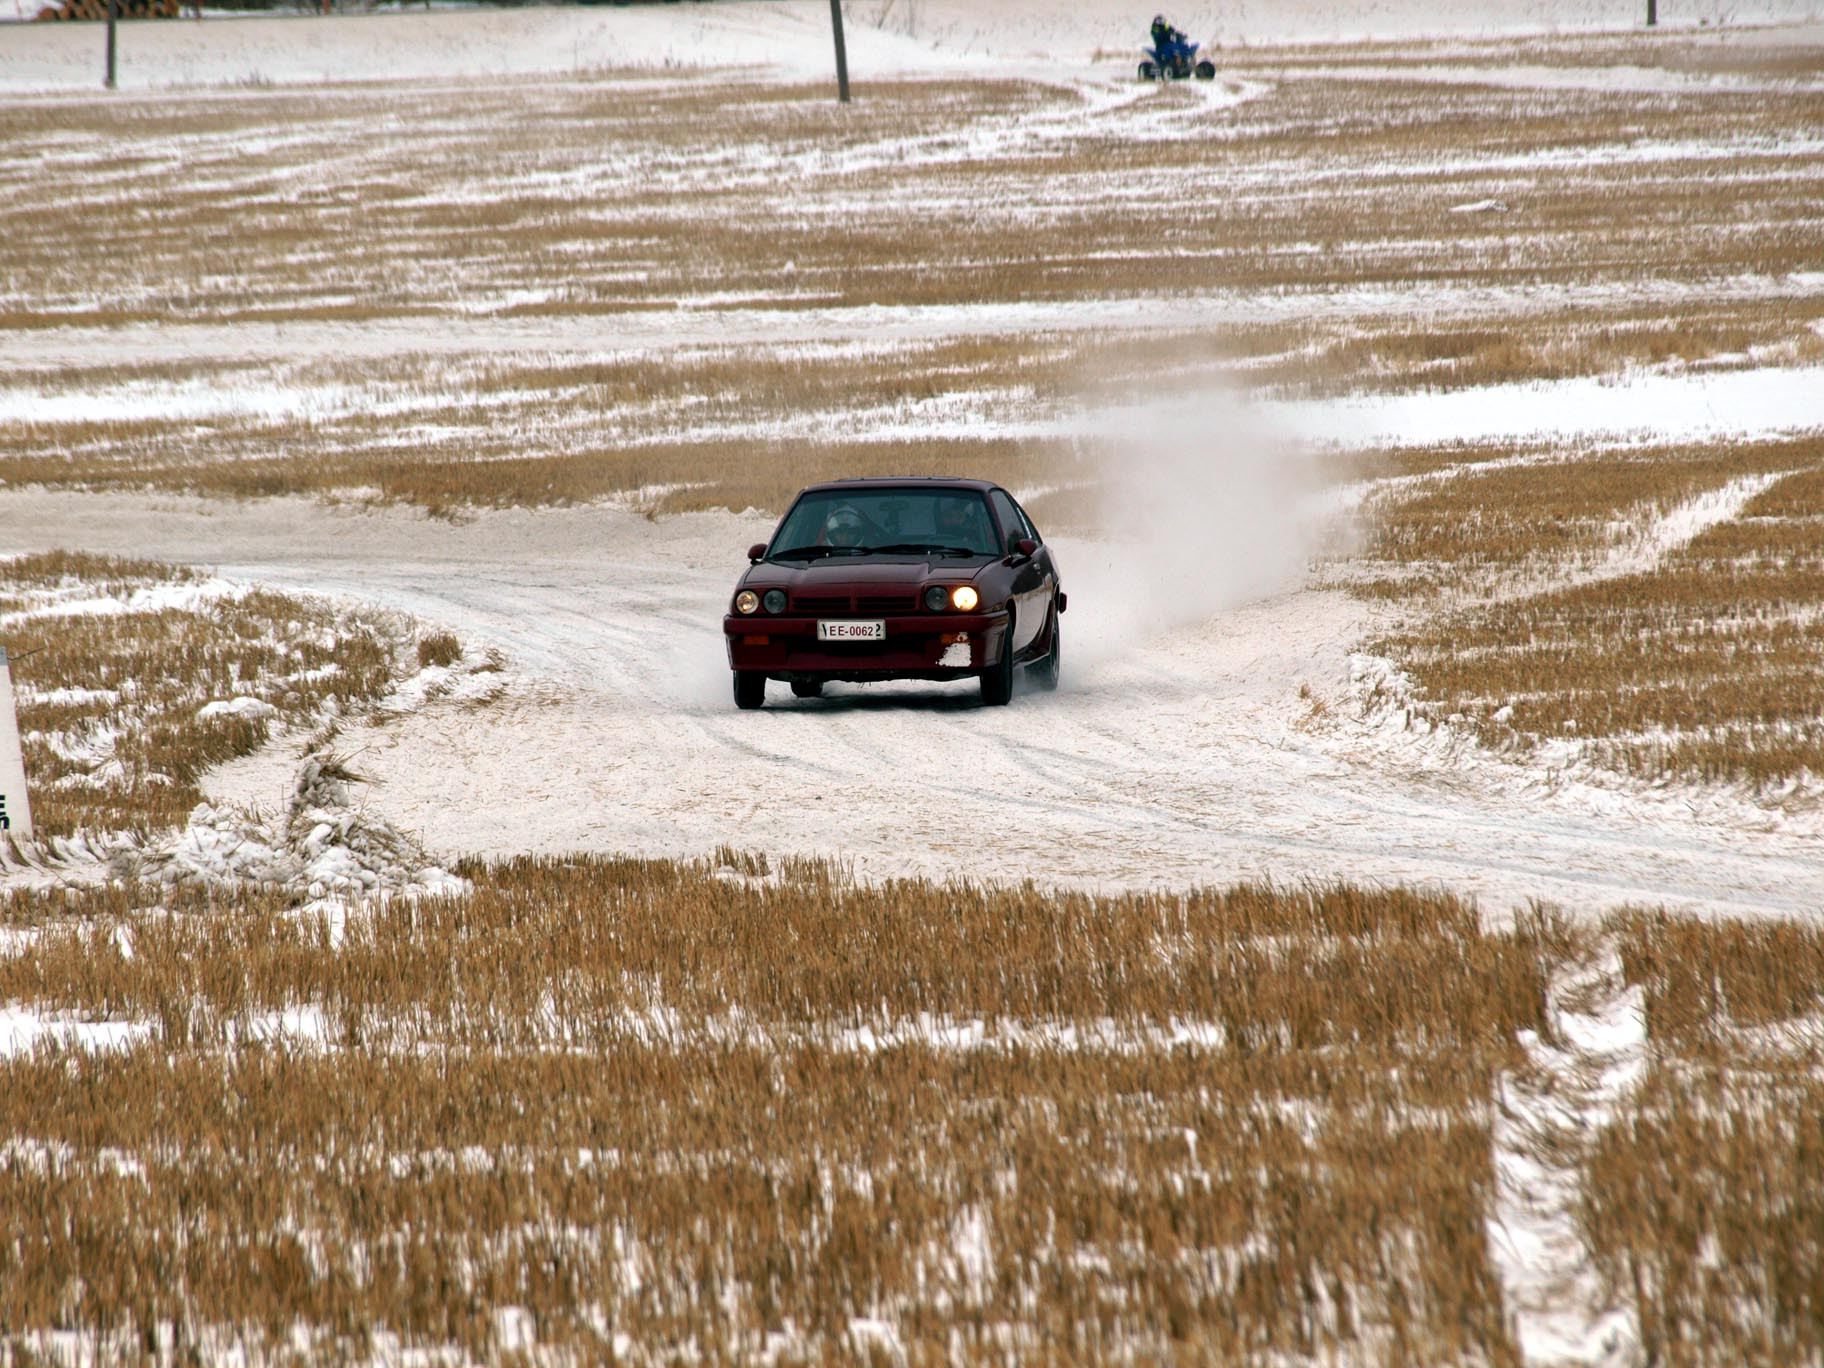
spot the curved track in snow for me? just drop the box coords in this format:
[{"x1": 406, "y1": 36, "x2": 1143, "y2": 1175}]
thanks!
[{"x1": 8, "y1": 490, "x2": 1819, "y2": 919}]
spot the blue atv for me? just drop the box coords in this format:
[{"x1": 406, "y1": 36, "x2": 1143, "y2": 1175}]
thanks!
[{"x1": 1140, "y1": 29, "x2": 1216, "y2": 81}]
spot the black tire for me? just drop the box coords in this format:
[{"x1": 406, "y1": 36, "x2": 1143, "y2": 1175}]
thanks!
[
  {"x1": 733, "y1": 671, "x2": 766, "y2": 710},
  {"x1": 980, "y1": 614, "x2": 1015, "y2": 706},
  {"x1": 1138, "y1": 61, "x2": 1158, "y2": 80},
  {"x1": 1027, "y1": 605, "x2": 1061, "y2": 692},
  {"x1": 1194, "y1": 60, "x2": 1216, "y2": 80},
  {"x1": 790, "y1": 678, "x2": 823, "y2": 699}
]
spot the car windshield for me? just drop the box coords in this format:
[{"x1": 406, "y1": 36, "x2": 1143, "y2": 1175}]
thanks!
[{"x1": 769, "y1": 489, "x2": 1000, "y2": 559}]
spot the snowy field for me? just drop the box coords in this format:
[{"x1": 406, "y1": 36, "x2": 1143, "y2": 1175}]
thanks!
[
  {"x1": 7, "y1": 0, "x2": 1822, "y2": 88},
  {"x1": 3, "y1": 2, "x2": 1824, "y2": 1362},
  {"x1": 3, "y1": 0, "x2": 1821, "y2": 915},
  {"x1": 9, "y1": 484, "x2": 1823, "y2": 917}
]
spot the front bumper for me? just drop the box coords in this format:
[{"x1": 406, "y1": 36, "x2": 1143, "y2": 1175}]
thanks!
[{"x1": 723, "y1": 612, "x2": 1008, "y2": 681}]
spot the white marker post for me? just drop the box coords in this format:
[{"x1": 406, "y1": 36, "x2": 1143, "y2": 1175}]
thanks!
[{"x1": 0, "y1": 646, "x2": 32, "y2": 840}]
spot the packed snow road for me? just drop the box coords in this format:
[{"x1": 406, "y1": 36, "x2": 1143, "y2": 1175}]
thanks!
[{"x1": 6, "y1": 489, "x2": 1819, "y2": 919}]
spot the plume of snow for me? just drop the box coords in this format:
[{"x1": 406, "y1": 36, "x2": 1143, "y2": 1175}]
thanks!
[{"x1": 1060, "y1": 380, "x2": 1339, "y2": 671}]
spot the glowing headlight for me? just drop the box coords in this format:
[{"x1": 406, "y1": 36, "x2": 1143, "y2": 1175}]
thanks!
[
  {"x1": 923, "y1": 585, "x2": 949, "y2": 612},
  {"x1": 735, "y1": 590, "x2": 760, "y2": 615},
  {"x1": 762, "y1": 589, "x2": 787, "y2": 614},
  {"x1": 951, "y1": 586, "x2": 980, "y2": 612}
]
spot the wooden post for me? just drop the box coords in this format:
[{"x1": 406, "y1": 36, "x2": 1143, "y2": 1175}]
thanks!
[
  {"x1": 829, "y1": 0, "x2": 850, "y2": 104},
  {"x1": 1647, "y1": 0, "x2": 1657, "y2": 24},
  {"x1": 104, "y1": 0, "x2": 118, "y2": 89}
]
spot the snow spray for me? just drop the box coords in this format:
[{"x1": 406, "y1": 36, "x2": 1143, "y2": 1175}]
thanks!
[
  {"x1": 1060, "y1": 380, "x2": 1340, "y2": 673},
  {"x1": 0, "y1": 646, "x2": 32, "y2": 838}
]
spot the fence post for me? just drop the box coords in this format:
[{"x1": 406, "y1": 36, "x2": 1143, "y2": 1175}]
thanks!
[
  {"x1": 829, "y1": 0, "x2": 850, "y2": 103},
  {"x1": 105, "y1": 0, "x2": 118, "y2": 88}
]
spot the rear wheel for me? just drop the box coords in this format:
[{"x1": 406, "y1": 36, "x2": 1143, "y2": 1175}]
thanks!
[
  {"x1": 733, "y1": 671, "x2": 766, "y2": 710},
  {"x1": 790, "y1": 678, "x2": 823, "y2": 699},
  {"x1": 980, "y1": 614, "x2": 1016, "y2": 706},
  {"x1": 1027, "y1": 605, "x2": 1061, "y2": 692}
]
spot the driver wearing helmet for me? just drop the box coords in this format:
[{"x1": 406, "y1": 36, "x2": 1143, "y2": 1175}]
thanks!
[
  {"x1": 1150, "y1": 14, "x2": 1187, "y2": 51},
  {"x1": 934, "y1": 496, "x2": 992, "y2": 551},
  {"x1": 823, "y1": 505, "x2": 868, "y2": 549}
]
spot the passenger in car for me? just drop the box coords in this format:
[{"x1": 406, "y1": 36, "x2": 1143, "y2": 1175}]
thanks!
[{"x1": 935, "y1": 497, "x2": 993, "y2": 550}]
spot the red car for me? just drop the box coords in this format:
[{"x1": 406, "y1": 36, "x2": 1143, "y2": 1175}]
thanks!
[{"x1": 724, "y1": 478, "x2": 1065, "y2": 708}]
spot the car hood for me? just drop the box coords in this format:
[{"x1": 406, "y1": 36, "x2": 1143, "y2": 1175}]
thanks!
[{"x1": 741, "y1": 555, "x2": 991, "y2": 589}]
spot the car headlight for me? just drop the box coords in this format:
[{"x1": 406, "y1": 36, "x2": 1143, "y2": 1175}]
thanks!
[
  {"x1": 951, "y1": 586, "x2": 979, "y2": 612},
  {"x1": 762, "y1": 589, "x2": 787, "y2": 614},
  {"x1": 923, "y1": 585, "x2": 948, "y2": 612},
  {"x1": 735, "y1": 590, "x2": 760, "y2": 615}
]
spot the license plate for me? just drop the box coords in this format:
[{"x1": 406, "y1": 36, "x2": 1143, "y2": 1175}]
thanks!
[{"x1": 818, "y1": 619, "x2": 885, "y2": 642}]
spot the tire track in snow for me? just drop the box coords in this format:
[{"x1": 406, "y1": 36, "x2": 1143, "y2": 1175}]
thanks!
[
  {"x1": 1479, "y1": 469, "x2": 1786, "y2": 604},
  {"x1": 5, "y1": 490, "x2": 1822, "y2": 915},
  {"x1": 1489, "y1": 941, "x2": 1646, "y2": 1367}
]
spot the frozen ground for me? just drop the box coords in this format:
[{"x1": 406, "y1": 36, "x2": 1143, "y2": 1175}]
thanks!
[
  {"x1": 2, "y1": 7, "x2": 1821, "y2": 1361},
  {"x1": 5, "y1": 484, "x2": 1819, "y2": 920},
  {"x1": 1, "y1": 1, "x2": 1819, "y2": 926}
]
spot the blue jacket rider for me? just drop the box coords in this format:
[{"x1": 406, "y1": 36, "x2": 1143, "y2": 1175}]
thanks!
[{"x1": 1150, "y1": 14, "x2": 1189, "y2": 56}]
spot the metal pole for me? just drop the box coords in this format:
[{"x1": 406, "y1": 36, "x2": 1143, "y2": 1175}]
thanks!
[
  {"x1": 1646, "y1": 0, "x2": 1657, "y2": 24},
  {"x1": 829, "y1": 0, "x2": 850, "y2": 104},
  {"x1": 105, "y1": 0, "x2": 118, "y2": 89}
]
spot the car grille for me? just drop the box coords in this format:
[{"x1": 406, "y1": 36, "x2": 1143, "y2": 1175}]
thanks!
[
  {"x1": 792, "y1": 594, "x2": 851, "y2": 613},
  {"x1": 856, "y1": 594, "x2": 916, "y2": 614},
  {"x1": 791, "y1": 593, "x2": 919, "y2": 615}
]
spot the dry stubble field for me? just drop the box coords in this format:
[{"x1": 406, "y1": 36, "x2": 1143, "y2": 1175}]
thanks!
[{"x1": 2, "y1": 19, "x2": 1823, "y2": 1364}]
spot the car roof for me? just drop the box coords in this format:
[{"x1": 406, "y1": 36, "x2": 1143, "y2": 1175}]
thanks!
[{"x1": 799, "y1": 476, "x2": 997, "y2": 494}]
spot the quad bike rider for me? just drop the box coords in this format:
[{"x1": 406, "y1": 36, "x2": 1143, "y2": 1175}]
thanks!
[{"x1": 1140, "y1": 14, "x2": 1216, "y2": 80}]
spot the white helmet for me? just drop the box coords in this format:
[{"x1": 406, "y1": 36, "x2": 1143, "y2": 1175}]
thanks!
[{"x1": 825, "y1": 506, "x2": 865, "y2": 547}]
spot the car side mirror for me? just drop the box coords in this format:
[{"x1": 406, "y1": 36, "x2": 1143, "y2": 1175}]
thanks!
[
  {"x1": 747, "y1": 543, "x2": 767, "y2": 562},
  {"x1": 1013, "y1": 538, "x2": 1038, "y2": 559}
]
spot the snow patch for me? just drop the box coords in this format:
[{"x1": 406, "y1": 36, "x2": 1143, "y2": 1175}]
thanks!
[
  {"x1": 117, "y1": 754, "x2": 464, "y2": 899},
  {"x1": 16, "y1": 686, "x2": 118, "y2": 708},
  {"x1": 0, "y1": 1003, "x2": 153, "y2": 1059},
  {"x1": 1266, "y1": 365, "x2": 1824, "y2": 449},
  {"x1": 1643, "y1": 472, "x2": 1781, "y2": 560},
  {"x1": 0, "y1": 577, "x2": 242, "y2": 626},
  {"x1": 6, "y1": 1, "x2": 1820, "y2": 97},
  {"x1": 197, "y1": 696, "x2": 278, "y2": 722},
  {"x1": 1489, "y1": 942, "x2": 1646, "y2": 1366},
  {"x1": 1491, "y1": 470, "x2": 1785, "y2": 602}
]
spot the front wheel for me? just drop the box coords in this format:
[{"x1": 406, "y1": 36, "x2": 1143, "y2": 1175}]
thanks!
[
  {"x1": 733, "y1": 671, "x2": 766, "y2": 710},
  {"x1": 980, "y1": 615, "x2": 1015, "y2": 706},
  {"x1": 1138, "y1": 60, "x2": 1159, "y2": 80},
  {"x1": 1027, "y1": 606, "x2": 1061, "y2": 692},
  {"x1": 1194, "y1": 60, "x2": 1216, "y2": 79}
]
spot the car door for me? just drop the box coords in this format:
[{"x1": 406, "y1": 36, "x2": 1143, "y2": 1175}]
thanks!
[
  {"x1": 990, "y1": 488, "x2": 1052, "y2": 655},
  {"x1": 1008, "y1": 493, "x2": 1061, "y2": 642}
]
